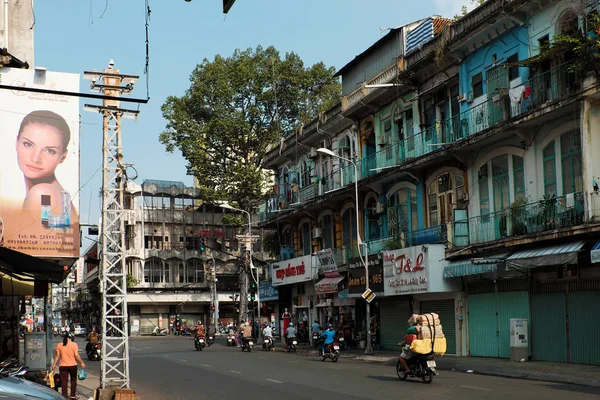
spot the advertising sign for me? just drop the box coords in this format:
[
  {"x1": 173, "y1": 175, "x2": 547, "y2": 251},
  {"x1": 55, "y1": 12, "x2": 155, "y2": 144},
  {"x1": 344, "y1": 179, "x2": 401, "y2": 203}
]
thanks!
[
  {"x1": 316, "y1": 248, "x2": 339, "y2": 277},
  {"x1": 76, "y1": 256, "x2": 84, "y2": 284},
  {"x1": 347, "y1": 254, "x2": 384, "y2": 298},
  {"x1": 271, "y1": 255, "x2": 315, "y2": 286},
  {"x1": 0, "y1": 68, "x2": 80, "y2": 258},
  {"x1": 259, "y1": 283, "x2": 279, "y2": 301},
  {"x1": 383, "y1": 246, "x2": 428, "y2": 296}
]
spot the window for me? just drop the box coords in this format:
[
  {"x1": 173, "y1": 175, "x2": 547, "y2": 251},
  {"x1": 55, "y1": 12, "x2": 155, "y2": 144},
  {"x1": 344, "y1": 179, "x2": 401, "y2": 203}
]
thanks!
[
  {"x1": 472, "y1": 73, "x2": 484, "y2": 98},
  {"x1": 388, "y1": 188, "x2": 418, "y2": 236},
  {"x1": 513, "y1": 155, "x2": 525, "y2": 200},
  {"x1": 561, "y1": 130, "x2": 583, "y2": 194},
  {"x1": 342, "y1": 208, "x2": 356, "y2": 246},
  {"x1": 323, "y1": 215, "x2": 333, "y2": 250},
  {"x1": 301, "y1": 160, "x2": 311, "y2": 188},
  {"x1": 507, "y1": 54, "x2": 519, "y2": 82},
  {"x1": 479, "y1": 165, "x2": 490, "y2": 215},
  {"x1": 144, "y1": 258, "x2": 162, "y2": 284},
  {"x1": 301, "y1": 222, "x2": 311, "y2": 255},
  {"x1": 492, "y1": 155, "x2": 509, "y2": 211},
  {"x1": 367, "y1": 200, "x2": 381, "y2": 241},
  {"x1": 543, "y1": 142, "x2": 557, "y2": 196},
  {"x1": 187, "y1": 259, "x2": 203, "y2": 283},
  {"x1": 179, "y1": 263, "x2": 185, "y2": 283},
  {"x1": 405, "y1": 109, "x2": 415, "y2": 151},
  {"x1": 383, "y1": 119, "x2": 393, "y2": 160},
  {"x1": 422, "y1": 98, "x2": 435, "y2": 130}
]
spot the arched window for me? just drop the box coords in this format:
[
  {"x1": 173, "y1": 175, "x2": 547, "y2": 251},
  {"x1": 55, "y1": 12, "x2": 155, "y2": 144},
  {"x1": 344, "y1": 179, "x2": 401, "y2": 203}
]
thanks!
[
  {"x1": 164, "y1": 258, "x2": 180, "y2": 283},
  {"x1": 561, "y1": 129, "x2": 583, "y2": 194},
  {"x1": 299, "y1": 222, "x2": 311, "y2": 256},
  {"x1": 321, "y1": 214, "x2": 335, "y2": 250},
  {"x1": 301, "y1": 160, "x2": 311, "y2": 188},
  {"x1": 186, "y1": 259, "x2": 203, "y2": 283},
  {"x1": 478, "y1": 154, "x2": 526, "y2": 215},
  {"x1": 144, "y1": 258, "x2": 162, "y2": 284},
  {"x1": 342, "y1": 208, "x2": 357, "y2": 246},
  {"x1": 282, "y1": 228, "x2": 292, "y2": 247},
  {"x1": 365, "y1": 197, "x2": 381, "y2": 241},
  {"x1": 427, "y1": 172, "x2": 465, "y2": 226},
  {"x1": 388, "y1": 188, "x2": 418, "y2": 236}
]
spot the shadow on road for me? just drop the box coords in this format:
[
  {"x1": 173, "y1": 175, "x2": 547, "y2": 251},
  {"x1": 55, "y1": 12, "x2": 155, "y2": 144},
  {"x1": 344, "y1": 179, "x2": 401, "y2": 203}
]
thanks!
[{"x1": 540, "y1": 383, "x2": 600, "y2": 395}]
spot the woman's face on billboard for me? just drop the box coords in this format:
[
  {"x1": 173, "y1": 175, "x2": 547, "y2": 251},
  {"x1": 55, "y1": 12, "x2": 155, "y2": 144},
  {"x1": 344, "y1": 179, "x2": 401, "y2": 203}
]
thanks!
[{"x1": 16, "y1": 123, "x2": 67, "y2": 180}]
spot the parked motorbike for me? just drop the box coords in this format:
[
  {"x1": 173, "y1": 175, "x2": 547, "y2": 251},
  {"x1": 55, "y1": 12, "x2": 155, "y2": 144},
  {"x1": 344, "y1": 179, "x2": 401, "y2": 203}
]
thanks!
[
  {"x1": 207, "y1": 336, "x2": 214, "y2": 347},
  {"x1": 262, "y1": 336, "x2": 274, "y2": 351},
  {"x1": 241, "y1": 337, "x2": 254, "y2": 352},
  {"x1": 0, "y1": 365, "x2": 28, "y2": 378},
  {"x1": 86, "y1": 342, "x2": 102, "y2": 361},
  {"x1": 227, "y1": 334, "x2": 236, "y2": 346},
  {"x1": 195, "y1": 336, "x2": 206, "y2": 351},
  {"x1": 287, "y1": 337, "x2": 298, "y2": 353},
  {"x1": 0, "y1": 358, "x2": 19, "y2": 369},
  {"x1": 396, "y1": 352, "x2": 436, "y2": 384},
  {"x1": 319, "y1": 340, "x2": 340, "y2": 363},
  {"x1": 151, "y1": 327, "x2": 167, "y2": 336}
]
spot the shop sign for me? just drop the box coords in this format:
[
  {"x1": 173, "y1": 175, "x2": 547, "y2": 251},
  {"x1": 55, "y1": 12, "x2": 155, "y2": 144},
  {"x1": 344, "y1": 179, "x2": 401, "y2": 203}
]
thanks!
[
  {"x1": 347, "y1": 254, "x2": 384, "y2": 297},
  {"x1": 259, "y1": 283, "x2": 279, "y2": 301},
  {"x1": 383, "y1": 246, "x2": 428, "y2": 296},
  {"x1": 271, "y1": 255, "x2": 315, "y2": 286},
  {"x1": 316, "y1": 248, "x2": 339, "y2": 277},
  {"x1": 338, "y1": 288, "x2": 349, "y2": 300}
]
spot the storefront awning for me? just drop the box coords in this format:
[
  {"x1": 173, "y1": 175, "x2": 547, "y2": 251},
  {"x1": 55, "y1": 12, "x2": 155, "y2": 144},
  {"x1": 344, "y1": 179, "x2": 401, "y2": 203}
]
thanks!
[
  {"x1": 444, "y1": 253, "x2": 509, "y2": 278},
  {"x1": 0, "y1": 246, "x2": 69, "y2": 284},
  {"x1": 506, "y1": 241, "x2": 585, "y2": 270},
  {"x1": 314, "y1": 276, "x2": 345, "y2": 295}
]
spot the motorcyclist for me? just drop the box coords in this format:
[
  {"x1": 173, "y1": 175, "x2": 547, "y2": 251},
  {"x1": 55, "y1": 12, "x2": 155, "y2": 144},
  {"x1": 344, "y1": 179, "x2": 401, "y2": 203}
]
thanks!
[
  {"x1": 398, "y1": 322, "x2": 420, "y2": 373},
  {"x1": 285, "y1": 322, "x2": 297, "y2": 351},
  {"x1": 86, "y1": 327, "x2": 99, "y2": 353},
  {"x1": 240, "y1": 322, "x2": 253, "y2": 346},
  {"x1": 208, "y1": 324, "x2": 216, "y2": 338},
  {"x1": 195, "y1": 322, "x2": 206, "y2": 339},
  {"x1": 320, "y1": 323, "x2": 336, "y2": 355},
  {"x1": 263, "y1": 324, "x2": 273, "y2": 349},
  {"x1": 311, "y1": 320, "x2": 321, "y2": 336}
]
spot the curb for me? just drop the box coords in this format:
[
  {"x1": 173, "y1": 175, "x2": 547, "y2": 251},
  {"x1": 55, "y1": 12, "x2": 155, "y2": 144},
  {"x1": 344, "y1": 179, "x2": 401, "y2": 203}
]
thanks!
[{"x1": 278, "y1": 345, "x2": 600, "y2": 389}]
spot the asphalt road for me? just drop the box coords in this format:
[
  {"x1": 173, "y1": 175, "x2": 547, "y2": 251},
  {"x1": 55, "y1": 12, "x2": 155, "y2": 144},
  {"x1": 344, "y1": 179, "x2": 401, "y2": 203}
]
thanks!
[{"x1": 72, "y1": 336, "x2": 600, "y2": 400}]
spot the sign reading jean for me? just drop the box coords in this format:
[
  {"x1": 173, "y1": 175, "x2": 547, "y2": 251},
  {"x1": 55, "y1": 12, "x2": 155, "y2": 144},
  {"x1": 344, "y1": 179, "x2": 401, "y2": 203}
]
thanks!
[
  {"x1": 347, "y1": 254, "x2": 384, "y2": 298},
  {"x1": 383, "y1": 246, "x2": 428, "y2": 296},
  {"x1": 271, "y1": 255, "x2": 315, "y2": 286}
]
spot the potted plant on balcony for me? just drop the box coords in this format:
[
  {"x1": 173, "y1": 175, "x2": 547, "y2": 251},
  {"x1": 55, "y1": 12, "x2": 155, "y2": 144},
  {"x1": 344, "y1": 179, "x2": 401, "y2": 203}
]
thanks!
[
  {"x1": 537, "y1": 194, "x2": 558, "y2": 231},
  {"x1": 510, "y1": 197, "x2": 529, "y2": 236}
]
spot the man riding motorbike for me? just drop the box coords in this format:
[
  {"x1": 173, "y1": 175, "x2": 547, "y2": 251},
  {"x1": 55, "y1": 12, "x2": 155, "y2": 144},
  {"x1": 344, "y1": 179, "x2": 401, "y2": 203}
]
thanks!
[
  {"x1": 320, "y1": 323, "x2": 336, "y2": 355},
  {"x1": 86, "y1": 328, "x2": 99, "y2": 354},
  {"x1": 262, "y1": 324, "x2": 273, "y2": 350},
  {"x1": 398, "y1": 322, "x2": 420, "y2": 373},
  {"x1": 285, "y1": 322, "x2": 297, "y2": 351},
  {"x1": 239, "y1": 322, "x2": 253, "y2": 347},
  {"x1": 207, "y1": 324, "x2": 216, "y2": 345},
  {"x1": 196, "y1": 322, "x2": 206, "y2": 339}
]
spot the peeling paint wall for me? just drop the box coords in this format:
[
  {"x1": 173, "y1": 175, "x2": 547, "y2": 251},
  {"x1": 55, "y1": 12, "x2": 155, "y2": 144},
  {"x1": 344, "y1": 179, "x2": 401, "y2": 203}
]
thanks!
[{"x1": 0, "y1": 0, "x2": 34, "y2": 66}]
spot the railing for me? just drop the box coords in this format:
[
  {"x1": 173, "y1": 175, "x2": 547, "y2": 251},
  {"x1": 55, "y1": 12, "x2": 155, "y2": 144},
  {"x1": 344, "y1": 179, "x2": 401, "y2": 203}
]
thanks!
[
  {"x1": 343, "y1": 63, "x2": 399, "y2": 111},
  {"x1": 453, "y1": 192, "x2": 585, "y2": 247}
]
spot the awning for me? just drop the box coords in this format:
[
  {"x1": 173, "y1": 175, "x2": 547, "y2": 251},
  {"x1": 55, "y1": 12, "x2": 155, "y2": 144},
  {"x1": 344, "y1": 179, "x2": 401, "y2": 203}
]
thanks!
[
  {"x1": 591, "y1": 241, "x2": 600, "y2": 263},
  {"x1": 314, "y1": 276, "x2": 345, "y2": 295},
  {"x1": 507, "y1": 241, "x2": 585, "y2": 270},
  {"x1": 444, "y1": 253, "x2": 509, "y2": 278},
  {"x1": 0, "y1": 246, "x2": 70, "y2": 284}
]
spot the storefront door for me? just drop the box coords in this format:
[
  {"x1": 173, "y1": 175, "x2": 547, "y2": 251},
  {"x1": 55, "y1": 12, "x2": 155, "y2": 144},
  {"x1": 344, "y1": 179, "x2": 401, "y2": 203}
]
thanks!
[
  {"x1": 420, "y1": 299, "x2": 456, "y2": 355},
  {"x1": 379, "y1": 296, "x2": 411, "y2": 350}
]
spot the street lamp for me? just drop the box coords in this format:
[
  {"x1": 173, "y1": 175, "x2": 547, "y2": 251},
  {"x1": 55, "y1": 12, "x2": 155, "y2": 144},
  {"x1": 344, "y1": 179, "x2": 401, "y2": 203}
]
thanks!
[
  {"x1": 220, "y1": 203, "x2": 259, "y2": 330},
  {"x1": 316, "y1": 148, "x2": 373, "y2": 355}
]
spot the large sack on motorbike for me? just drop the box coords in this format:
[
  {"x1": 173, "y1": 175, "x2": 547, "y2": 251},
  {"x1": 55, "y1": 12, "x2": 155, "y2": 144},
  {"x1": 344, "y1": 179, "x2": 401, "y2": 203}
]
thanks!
[
  {"x1": 419, "y1": 313, "x2": 440, "y2": 325},
  {"x1": 407, "y1": 314, "x2": 420, "y2": 326},
  {"x1": 404, "y1": 334, "x2": 417, "y2": 345},
  {"x1": 418, "y1": 324, "x2": 445, "y2": 339},
  {"x1": 410, "y1": 338, "x2": 447, "y2": 356}
]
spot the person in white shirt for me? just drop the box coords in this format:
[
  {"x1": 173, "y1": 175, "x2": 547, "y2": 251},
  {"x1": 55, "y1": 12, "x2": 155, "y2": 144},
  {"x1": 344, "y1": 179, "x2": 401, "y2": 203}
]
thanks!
[{"x1": 263, "y1": 324, "x2": 273, "y2": 338}]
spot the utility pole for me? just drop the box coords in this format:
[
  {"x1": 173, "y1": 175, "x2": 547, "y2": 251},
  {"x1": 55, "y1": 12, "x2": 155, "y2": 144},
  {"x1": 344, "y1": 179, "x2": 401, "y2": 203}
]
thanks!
[{"x1": 84, "y1": 60, "x2": 139, "y2": 389}]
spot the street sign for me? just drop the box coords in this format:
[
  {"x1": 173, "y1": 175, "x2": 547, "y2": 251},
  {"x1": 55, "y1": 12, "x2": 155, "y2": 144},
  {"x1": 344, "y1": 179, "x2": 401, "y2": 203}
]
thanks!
[{"x1": 362, "y1": 288, "x2": 376, "y2": 303}]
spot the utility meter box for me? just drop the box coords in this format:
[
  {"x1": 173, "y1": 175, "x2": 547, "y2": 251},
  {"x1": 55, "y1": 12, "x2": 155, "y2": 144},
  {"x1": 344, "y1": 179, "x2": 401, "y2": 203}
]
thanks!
[
  {"x1": 509, "y1": 318, "x2": 528, "y2": 362},
  {"x1": 24, "y1": 332, "x2": 47, "y2": 370}
]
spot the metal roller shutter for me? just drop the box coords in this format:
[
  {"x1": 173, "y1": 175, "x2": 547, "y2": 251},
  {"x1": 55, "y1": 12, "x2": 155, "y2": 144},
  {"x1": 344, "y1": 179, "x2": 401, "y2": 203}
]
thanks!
[
  {"x1": 531, "y1": 292, "x2": 567, "y2": 362},
  {"x1": 468, "y1": 293, "x2": 499, "y2": 357},
  {"x1": 420, "y1": 299, "x2": 456, "y2": 355},
  {"x1": 139, "y1": 313, "x2": 159, "y2": 335},
  {"x1": 568, "y1": 291, "x2": 600, "y2": 365},
  {"x1": 379, "y1": 297, "x2": 411, "y2": 350}
]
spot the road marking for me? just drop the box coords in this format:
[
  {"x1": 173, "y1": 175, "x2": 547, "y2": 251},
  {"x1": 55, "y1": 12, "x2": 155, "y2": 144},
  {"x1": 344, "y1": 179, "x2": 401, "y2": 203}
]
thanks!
[
  {"x1": 461, "y1": 385, "x2": 491, "y2": 392},
  {"x1": 163, "y1": 355, "x2": 169, "y2": 358},
  {"x1": 230, "y1": 370, "x2": 242, "y2": 374},
  {"x1": 179, "y1": 359, "x2": 187, "y2": 362},
  {"x1": 266, "y1": 379, "x2": 282, "y2": 384},
  {"x1": 144, "y1": 346, "x2": 152, "y2": 349},
  {"x1": 199, "y1": 364, "x2": 211, "y2": 367}
]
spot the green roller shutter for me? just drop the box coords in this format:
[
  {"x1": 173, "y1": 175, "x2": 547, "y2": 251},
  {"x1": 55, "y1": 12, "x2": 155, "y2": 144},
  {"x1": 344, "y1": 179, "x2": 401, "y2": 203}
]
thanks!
[
  {"x1": 379, "y1": 297, "x2": 411, "y2": 350},
  {"x1": 497, "y1": 292, "x2": 530, "y2": 359},
  {"x1": 532, "y1": 292, "x2": 567, "y2": 363},
  {"x1": 468, "y1": 293, "x2": 499, "y2": 357},
  {"x1": 420, "y1": 299, "x2": 456, "y2": 355},
  {"x1": 568, "y1": 291, "x2": 600, "y2": 365}
]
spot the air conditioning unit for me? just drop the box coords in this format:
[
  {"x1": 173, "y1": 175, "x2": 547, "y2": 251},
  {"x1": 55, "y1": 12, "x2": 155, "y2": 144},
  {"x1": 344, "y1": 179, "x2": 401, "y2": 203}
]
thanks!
[
  {"x1": 312, "y1": 228, "x2": 322, "y2": 238},
  {"x1": 378, "y1": 136, "x2": 388, "y2": 146},
  {"x1": 309, "y1": 147, "x2": 318, "y2": 158},
  {"x1": 372, "y1": 202, "x2": 385, "y2": 215},
  {"x1": 457, "y1": 93, "x2": 466, "y2": 103}
]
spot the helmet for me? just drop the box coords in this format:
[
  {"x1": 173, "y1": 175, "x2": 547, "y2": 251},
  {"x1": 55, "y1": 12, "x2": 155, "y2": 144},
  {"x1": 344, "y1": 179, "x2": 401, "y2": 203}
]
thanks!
[
  {"x1": 65, "y1": 332, "x2": 74, "y2": 339},
  {"x1": 289, "y1": 322, "x2": 294, "y2": 327},
  {"x1": 326, "y1": 323, "x2": 332, "y2": 329}
]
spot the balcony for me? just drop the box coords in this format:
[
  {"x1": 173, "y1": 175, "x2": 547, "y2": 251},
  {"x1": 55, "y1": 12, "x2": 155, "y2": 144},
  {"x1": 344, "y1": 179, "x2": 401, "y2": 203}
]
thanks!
[
  {"x1": 342, "y1": 61, "x2": 401, "y2": 112},
  {"x1": 452, "y1": 192, "x2": 586, "y2": 247}
]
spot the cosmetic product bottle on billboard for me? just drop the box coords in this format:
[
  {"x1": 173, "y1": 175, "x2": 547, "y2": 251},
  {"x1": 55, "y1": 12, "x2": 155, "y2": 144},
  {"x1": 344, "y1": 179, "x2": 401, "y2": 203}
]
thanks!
[
  {"x1": 61, "y1": 191, "x2": 71, "y2": 228},
  {"x1": 41, "y1": 195, "x2": 51, "y2": 227}
]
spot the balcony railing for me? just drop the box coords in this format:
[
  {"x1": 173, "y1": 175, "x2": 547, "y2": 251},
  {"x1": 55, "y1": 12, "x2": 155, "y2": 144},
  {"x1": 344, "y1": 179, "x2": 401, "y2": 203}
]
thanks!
[
  {"x1": 343, "y1": 62, "x2": 399, "y2": 111},
  {"x1": 452, "y1": 192, "x2": 585, "y2": 247},
  {"x1": 259, "y1": 62, "x2": 581, "y2": 222}
]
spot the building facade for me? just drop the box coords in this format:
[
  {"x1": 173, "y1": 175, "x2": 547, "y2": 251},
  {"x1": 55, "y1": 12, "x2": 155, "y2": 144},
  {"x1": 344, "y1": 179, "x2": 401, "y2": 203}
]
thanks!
[{"x1": 258, "y1": 0, "x2": 600, "y2": 365}]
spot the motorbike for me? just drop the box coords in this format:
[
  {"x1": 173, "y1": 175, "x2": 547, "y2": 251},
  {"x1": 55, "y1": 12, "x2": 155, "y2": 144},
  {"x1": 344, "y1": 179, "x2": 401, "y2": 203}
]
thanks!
[
  {"x1": 241, "y1": 337, "x2": 254, "y2": 352},
  {"x1": 207, "y1": 336, "x2": 215, "y2": 347},
  {"x1": 287, "y1": 336, "x2": 298, "y2": 353},
  {"x1": 319, "y1": 340, "x2": 340, "y2": 363},
  {"x1": 151, "y1": 326, "x2": 167, "y2": 336},
  {"x1": 86, "y1": 340, "x2": 102, "y2": 361},
  {"x1": 195, "y1": 336, "x2": 206, "y2": 351},
  {"x1": 396, "y1": 351, "x2": 436, "y2": 384},
  {"x1": 227, "y1": 334, "x2": 236, "y2": 346},
  {"x1": 262, "y1": 336, "x2": 274, "y2": 351},
  {"x1": 312, "y1": 332, "x2": 320, "y2": 348}
]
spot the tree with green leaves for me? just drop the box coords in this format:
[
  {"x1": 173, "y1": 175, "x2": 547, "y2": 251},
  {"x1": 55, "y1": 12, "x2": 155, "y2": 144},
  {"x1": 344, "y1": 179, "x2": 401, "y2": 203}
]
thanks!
[{"x1": 160, "y1": 45, "x2": 341, "y2": 211}]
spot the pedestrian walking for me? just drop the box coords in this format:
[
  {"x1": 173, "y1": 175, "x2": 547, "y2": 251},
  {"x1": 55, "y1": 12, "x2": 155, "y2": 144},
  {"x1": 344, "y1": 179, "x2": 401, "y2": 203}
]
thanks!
[{"x1": 52, "y1": 332, "x2": 86, "y2": 400}]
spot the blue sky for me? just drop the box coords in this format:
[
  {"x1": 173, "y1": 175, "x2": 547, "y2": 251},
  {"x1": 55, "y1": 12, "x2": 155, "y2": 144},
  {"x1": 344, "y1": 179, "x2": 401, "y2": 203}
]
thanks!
[{"x1": 33, "y1": 0, "x2": 466, "y2": 246}]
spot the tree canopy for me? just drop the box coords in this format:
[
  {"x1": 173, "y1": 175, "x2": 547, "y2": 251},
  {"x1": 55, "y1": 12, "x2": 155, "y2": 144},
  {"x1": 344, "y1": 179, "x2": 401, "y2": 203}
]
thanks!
[{"x1": 160, "y1": 45, "x2": 341, "y2": 210}]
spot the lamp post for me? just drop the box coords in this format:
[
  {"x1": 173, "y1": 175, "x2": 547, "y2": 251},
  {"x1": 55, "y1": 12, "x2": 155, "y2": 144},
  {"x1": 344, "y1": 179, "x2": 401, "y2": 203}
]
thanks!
[
  {"x1": 220, "y1": 203, "x2": 259, "y2": 331},
  {"x1": 317, "y1": 148, "x2": 373, "y2": 355}
]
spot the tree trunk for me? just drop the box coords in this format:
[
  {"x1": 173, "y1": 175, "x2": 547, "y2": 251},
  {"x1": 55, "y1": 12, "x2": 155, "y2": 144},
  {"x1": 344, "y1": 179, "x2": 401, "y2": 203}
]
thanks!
[{"x1": 238, "y1": 252, "x2": 249, "y2": 326}]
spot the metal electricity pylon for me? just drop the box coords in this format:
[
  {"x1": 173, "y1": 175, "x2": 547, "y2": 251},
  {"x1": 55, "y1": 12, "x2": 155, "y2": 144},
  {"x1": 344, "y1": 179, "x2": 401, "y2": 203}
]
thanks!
[{"x1": 84, "y1": 60, "x2": 140, "y2": 389}]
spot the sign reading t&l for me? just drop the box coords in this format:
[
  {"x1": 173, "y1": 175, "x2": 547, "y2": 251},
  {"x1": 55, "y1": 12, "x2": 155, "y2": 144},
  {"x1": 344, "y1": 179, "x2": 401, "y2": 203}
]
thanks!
[{"x1": 383, "y1": 246, "x2": 429, "y2": 296}]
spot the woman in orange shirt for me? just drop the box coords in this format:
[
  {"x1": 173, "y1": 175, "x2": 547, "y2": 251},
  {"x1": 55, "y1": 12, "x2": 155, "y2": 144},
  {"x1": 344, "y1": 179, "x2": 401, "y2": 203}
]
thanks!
[{"x1": 52, "y1": 332, "x2": 86, "y2": 399}]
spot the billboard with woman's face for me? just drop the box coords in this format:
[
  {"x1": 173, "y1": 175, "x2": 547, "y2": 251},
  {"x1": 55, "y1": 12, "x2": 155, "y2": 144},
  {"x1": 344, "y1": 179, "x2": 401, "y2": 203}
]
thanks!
[{"x1": 0, "y1": 68, "x2": 80, "y2": 259}]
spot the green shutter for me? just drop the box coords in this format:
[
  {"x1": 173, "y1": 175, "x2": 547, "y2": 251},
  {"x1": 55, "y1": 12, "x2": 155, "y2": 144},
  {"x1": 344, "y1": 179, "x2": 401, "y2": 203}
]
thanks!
[
  {"x1": 379, "y1": 297, "x2": 411, "y2": 350},
  {"x1": 568, "y1": 291, "x2": 600, "y2": 365},
  {"x1": 497, "y1": 292, "x2": 530, "y2": 359},
  {"x1": 420, "y1": 299, "x2": 456, "y2": 355},
  {"x1": 532, "y1": 293, "x2": 567, "y2": 363},
  {"x1": 468, "y1": 293, "x2": 499, "y2": 357}
]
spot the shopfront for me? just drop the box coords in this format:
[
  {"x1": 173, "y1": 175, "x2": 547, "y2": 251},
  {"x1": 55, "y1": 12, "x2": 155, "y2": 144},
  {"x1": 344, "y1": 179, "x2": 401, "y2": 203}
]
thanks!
[
  {"x1": 259, "y1": 283, "x2": 279, "y2": 331},
  {"x1": 381, "y1": 245, "x2": 459, "y2": 353}
]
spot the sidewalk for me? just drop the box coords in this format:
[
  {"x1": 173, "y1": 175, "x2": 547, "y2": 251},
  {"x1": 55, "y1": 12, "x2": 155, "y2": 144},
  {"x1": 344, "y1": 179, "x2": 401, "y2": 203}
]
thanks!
[
  {"x1": 77, "y1": 368, "x2": 99, "y2": 400},
  {"x1": 280, "y1": 343, "x2": 600, "y2": 388}
]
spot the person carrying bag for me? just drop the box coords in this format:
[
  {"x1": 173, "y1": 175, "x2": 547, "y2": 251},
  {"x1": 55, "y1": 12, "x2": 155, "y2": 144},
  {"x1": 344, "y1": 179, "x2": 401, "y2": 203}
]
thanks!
[{"x1": 52, "y1": 332, "x2": 86, "y2": 399}]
